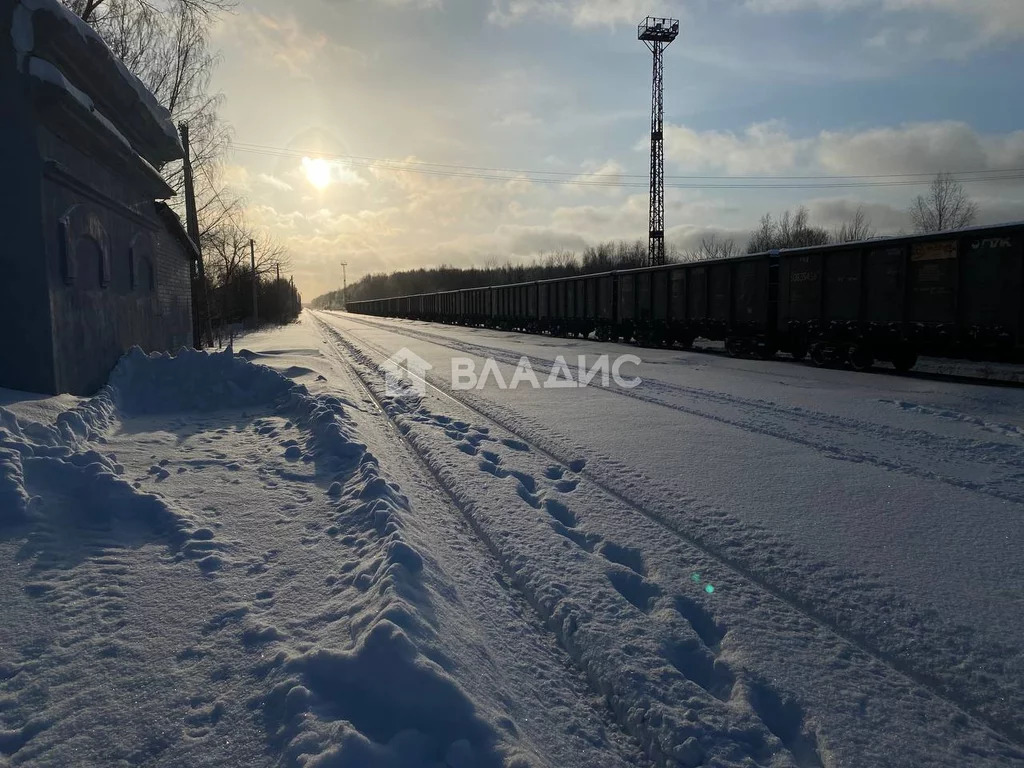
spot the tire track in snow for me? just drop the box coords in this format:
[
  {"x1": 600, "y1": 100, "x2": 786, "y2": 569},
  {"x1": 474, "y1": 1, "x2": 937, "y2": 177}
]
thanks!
[{"x1": 315, "y1": 310, "x2": 1024, "y2": 752}]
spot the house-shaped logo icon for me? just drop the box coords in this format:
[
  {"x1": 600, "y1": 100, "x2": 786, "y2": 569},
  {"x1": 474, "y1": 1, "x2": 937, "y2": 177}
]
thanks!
[{"x1": 380, "y1": 347, "x2": 433, "y2": 397}]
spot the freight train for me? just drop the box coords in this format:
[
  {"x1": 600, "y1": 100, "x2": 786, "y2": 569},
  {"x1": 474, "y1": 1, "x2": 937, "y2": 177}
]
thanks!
[{"x1": 346, "y1": 222, "x2": 1024, "y2": 372}]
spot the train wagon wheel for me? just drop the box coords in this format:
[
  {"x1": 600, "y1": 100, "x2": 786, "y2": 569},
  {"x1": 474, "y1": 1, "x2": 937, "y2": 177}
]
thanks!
[
  {"x1": 891, "y1": 347, "x2": 918, "y2": 373},
  {"x1": 810, "y1": 344, "x2": 829, "y2": 368},
  {"x1": 848, "y1": 346, "x2": 874, "y2": 372},
  {"x1": 789, "y1": 342, "x2": 808, "y2": 362}
]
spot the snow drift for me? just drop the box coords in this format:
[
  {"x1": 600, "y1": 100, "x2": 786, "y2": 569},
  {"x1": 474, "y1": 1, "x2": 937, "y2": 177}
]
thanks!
[{"x1": 0, "y1": 345, "x2": 519, "y2": 767}]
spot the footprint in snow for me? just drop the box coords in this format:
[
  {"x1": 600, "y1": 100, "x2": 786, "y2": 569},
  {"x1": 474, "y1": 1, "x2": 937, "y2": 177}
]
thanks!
[
  {"x1": 597, "y1": 541, "x2": 646, "y2": 576},
  {"x1": 148, "y1": 465, "x2": 170, "y2": 481},
  {"x1": 607, "y1": 568, "x2": 661, "y2": 613}
]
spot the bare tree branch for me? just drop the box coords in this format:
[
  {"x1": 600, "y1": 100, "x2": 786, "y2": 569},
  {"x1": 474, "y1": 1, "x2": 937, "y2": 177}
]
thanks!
[
  {"x1": 909, "y1": 173, "x2": 979, "y2": 233},
  {"x1": 833, "y1": 206, "x2": 875, "y2": 243},
  {"x1": 747, "y1": 207, "x2": 830, "y2": 253}
]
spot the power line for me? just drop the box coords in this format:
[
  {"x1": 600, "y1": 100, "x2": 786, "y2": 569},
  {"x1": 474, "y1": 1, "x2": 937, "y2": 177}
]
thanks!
[
  {"x1": 232, "y1": 140, "x2": 1024, "y2": 181},
  {"x1": 228, "y1": 141, "x2": 1024, "y2": 190}
]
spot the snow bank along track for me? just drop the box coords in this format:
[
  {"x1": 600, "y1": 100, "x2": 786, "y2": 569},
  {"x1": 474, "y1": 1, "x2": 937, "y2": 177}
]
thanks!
[{"x1": 311, "y1": 311, "x2": 1024, "y2": 766}]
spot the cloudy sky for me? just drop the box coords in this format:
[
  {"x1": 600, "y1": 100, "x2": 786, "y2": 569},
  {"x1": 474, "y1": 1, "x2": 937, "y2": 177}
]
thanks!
[{"x1": 209, "y1": 0, "x2": 1024, "y2": 300}]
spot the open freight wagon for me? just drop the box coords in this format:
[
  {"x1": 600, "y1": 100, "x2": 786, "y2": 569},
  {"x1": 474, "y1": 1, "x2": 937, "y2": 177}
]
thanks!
[{"x1": 345, "y1": 222, "x2": 1024, "y2": 372}]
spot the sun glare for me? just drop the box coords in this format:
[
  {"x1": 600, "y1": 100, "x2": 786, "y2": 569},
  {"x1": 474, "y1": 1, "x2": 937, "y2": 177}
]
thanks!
[{"x1": 302, "y1": 157, "x2": 332, "y2": 190}]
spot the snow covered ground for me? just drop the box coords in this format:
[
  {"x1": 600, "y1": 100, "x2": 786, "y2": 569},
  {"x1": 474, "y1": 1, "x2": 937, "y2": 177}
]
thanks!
[{"x1": 1, "y1": 310, "x2": 1021, "y2": 767}]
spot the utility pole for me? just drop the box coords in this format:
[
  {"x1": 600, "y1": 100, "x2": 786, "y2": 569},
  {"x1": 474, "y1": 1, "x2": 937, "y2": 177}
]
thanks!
[
  {"x1": 339, "y1": 261, "x2": 348, "y2": 310},
  {"x1": 250, "y1": 238, "x2": 258, "y2": 328},
  {"x1": 638, "y1": 17, "x2": 679, "y2": 267},
  {"x1": 180, "y1": 122, "x2": 213, "y2": 347},
  {"x1": 276, "y1": 262, "x2": 280, "y2": 281}
]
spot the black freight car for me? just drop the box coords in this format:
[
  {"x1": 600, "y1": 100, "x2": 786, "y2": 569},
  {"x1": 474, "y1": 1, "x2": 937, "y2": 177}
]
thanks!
[
  {"x1": 343, "y1": 221, "x2": 1023, "y2": 372},
  {"x1": 778, "y1": 222, "x2": 1024, "y2": 370}
]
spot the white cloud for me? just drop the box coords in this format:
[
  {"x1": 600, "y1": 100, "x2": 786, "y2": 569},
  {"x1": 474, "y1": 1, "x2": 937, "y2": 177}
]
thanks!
[
  {"x1": 803, "y1": 197, "x2": 910, "y2": 233},
  {"x1": 488, "y1": 0, "x2": 683, "y2": 28},
  {"x1": 223, "y1": 10, "x2": 366, "y2": 77},
  {"x1": 257, "y1": 173, "x2": 294, "y2": 192},
  {"x1": 666, "y1": 225, "x2": 751, "y2": 254},
  {"x1": 906, "y1": 27, "x2": 929, "y2": 44},
  {"x1": 865, "y1": 28, "x2": 892, "y2": 47},
  {"x1": 662, "y1": 119, "x2": 1024, "y2": 179},
  {"x1": 816, "y1": 122, "x2": 1024, "y2": 175},
  {"x1": 572, "y1": 159, "x2": 629, "y2": 195},
  {"x1": 494, "y1": 111, "x2": 542, "y2": 128},
  {"x1": 663, "y1": 121, "x2": 808, "y2": 175},
  {"x1": 744, "y1": 0, "x2": 1024, "y2": 45}
]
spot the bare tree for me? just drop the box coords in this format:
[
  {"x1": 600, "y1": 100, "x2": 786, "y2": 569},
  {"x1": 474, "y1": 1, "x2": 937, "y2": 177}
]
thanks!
[
  {"x1": 909, "y1": 173, "x2": 979, "y2": 233},
  {"x1": 832, "y1": 206, "x2": 875, "y2": 243},
  {"x1": 747, "y1": 207, "x2": 830, "y2": 253},
  {"x1": 541, "y1": 250, "x2": 580, "y2": 275},
  {"x1": 681, "y1": 234, "x2": 739, "y2": 263},
  {"x1": 64, "y1": 0, "x2": 233, "y2": 25}
]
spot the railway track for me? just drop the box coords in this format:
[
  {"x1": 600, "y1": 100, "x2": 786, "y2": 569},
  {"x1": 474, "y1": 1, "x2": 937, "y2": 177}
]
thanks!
[
  {"x1": 311, "y1": 312, "x2": 834, "y2": 767},
  {"x1": 340, "y1": 310, "x2": 1024, "y2": 388},
  {"x1": 309, "y1": 313, "x2": 674, "y2": 766},
  {"x1": 335, "y1": 312, "x2": 1024, "y2": 504},
  {"x1": 311, "y1": 309, "x2": 1024, "y2": 754}
]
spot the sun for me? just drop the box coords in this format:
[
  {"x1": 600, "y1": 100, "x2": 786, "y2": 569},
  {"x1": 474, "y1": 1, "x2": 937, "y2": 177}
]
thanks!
[{"x1": 302, "y1": 157, "x2": 332, "y2": 190}]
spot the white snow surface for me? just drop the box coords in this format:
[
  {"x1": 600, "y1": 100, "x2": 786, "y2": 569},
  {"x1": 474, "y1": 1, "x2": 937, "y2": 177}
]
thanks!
[{"x1": 1, "y1": 314, "x2": 1022, "y2": 768}]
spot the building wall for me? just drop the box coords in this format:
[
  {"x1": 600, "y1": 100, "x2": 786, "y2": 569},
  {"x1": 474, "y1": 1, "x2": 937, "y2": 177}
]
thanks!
[
  {"x1": 154, "y1": 222, "x2": 195, "y2": 351},
  {"x1": 0, "y1": 3, "x2": 56, "y2": 394},
  {"x1": 38, "y1": 126, "x2": 193, "y2": 395},
  {"x1": 1, "y1": 0, "x2": 192, "y2": 396}
]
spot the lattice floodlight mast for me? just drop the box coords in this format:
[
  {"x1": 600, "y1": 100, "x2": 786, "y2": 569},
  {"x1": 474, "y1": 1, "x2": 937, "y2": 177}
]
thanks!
[{"x1": 639, "y1": 16, "x2": 679, "y2": 266}]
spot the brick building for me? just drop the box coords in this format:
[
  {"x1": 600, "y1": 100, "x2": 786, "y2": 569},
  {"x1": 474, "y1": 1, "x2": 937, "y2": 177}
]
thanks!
[{"x1": 0, "y1": 0, "x2": 195, "y2": 395}]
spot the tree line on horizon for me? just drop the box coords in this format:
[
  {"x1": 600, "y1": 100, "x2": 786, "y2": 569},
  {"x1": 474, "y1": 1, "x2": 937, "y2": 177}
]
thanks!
[{"x1": 312, "y1": 173, "x2": 981, "y2": 308}]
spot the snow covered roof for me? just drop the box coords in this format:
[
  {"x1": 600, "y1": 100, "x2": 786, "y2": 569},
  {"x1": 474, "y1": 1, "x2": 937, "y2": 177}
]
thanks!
[
  {"x1": 12, "y1": 0, "x2": 183, "y2": 166},
  {"x1": 27, "y1": 54, "x2": 173, "y2": 197}
]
